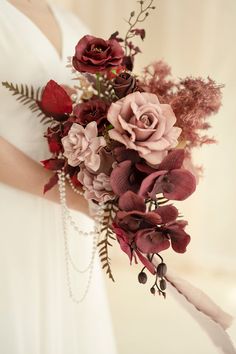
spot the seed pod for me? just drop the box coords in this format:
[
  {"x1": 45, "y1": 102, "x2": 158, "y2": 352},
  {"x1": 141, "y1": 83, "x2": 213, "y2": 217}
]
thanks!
[
  {"x1": 160, "y1": 279, "x2": 167, "y2": 291},
  {"x1": 130, "y1": 11, "x2": 135, "y2": 17},
  {"x1": 138, "y1": 271, "x2": 147, "y2": 284},
  {"x1": 156, "y1": 263, "x2": 167, "y2": 278},
  {"x1": 150, "y1": 287, "x2": 156, "y2": 295}
]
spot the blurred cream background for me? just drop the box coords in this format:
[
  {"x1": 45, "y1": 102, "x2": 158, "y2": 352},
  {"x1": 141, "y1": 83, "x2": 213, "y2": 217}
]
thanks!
[{"x1": 53, "y1": 1, "x2": 236, "y2": 353}]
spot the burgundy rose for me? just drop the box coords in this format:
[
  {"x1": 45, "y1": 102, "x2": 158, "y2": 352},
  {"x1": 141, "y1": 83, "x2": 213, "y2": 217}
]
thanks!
[
  {"x1": 73, "y1": 98, "x2": 109, "y2": 132},
  {"x1": 72, "y1": 35, "x2": 124, "y2": 74},
  {"x1": 45, "y1": 121, "x2": 73, "y2": 154},
  {"x1": 113, "y1": 72, "x2": 137, "y2": 99}
]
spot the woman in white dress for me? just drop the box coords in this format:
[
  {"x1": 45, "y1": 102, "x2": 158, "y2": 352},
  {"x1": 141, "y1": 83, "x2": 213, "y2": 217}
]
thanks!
[{"x1": 0, "y1": 1, "x2": 117, "y2": 353}]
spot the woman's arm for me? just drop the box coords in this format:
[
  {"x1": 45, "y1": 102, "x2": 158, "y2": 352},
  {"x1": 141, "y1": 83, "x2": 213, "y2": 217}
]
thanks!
[{"x1": 0, "y1": 137, "x2": 89, "y2": 215}]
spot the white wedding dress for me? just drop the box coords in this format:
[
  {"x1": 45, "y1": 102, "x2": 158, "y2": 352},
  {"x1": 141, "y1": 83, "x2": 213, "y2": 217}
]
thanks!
[{"x1": 0, "y1": 1, "x2": 117, "y2": 354}]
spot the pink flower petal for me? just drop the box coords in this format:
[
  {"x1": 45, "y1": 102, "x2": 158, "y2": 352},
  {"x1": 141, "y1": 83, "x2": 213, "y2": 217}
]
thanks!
[
  {"x1": 161, "y1": 104, "x2": 176, "y2": 132},
  {"x1": 135, "y1": 229, "x2": 170, "y2": 254},
  {"x1": 138, "y1": 136, "x2": 170, "y2": 150},
  {"x1": 112, "y1": 225, "x2": 133, "y2": 262},
  {"x1": 84, "y1": 121, "x2": 98, "y2": 140},
  {"x1": 167, "y1": 222, "x2": 190, "y2": 253},
  {"x1": 110, "y1": 161, "x2": 136, "y2": 196},
  {"x1": 108, "y1": 129, "x2": 127, "y2": 146},
  {"x1": 118, "y1": 190, "x2": 146, "y2": 212},
  {"x1": 141, "y1": 92, "x2": 160, "y2": 104},
  {"x1": 107, "y1": 101, "x2": 123, "y2": 130},
  {"x1": 140, "y1": 149, "x2": 168, "y2": 165},
  {"x1": 135, "y1": 250, "x2": 156, "y2": 274},
  {"x1": 164, "y1": 169, "x2": 196, "y2": 201},
  {"x1": 158, "y1": 149, "x2": 185, "y2": 171},
  {"x1": 156, "y1": 205, "x2": 179, "y2": 224},
  {"x1": 139, "y1": 170, "x2": 167, "y2": 198}
]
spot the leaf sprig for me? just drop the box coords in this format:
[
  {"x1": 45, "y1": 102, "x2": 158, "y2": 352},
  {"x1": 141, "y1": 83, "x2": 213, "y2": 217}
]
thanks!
[
  {"x1": 98, "y1": 201, "x2": 118, "y2": 282},
  {"x1": 1, "y1": 81, "x2": 50, "y2": 124},
  {"x1": 124, "y1": 0, "x2": 156, "y2": 56}
]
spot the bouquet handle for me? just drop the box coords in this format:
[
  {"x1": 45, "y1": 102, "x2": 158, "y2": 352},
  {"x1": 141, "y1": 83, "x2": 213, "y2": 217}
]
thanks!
[{"x1": 163, "y1": 266, "x2": 235, "y2": 353}]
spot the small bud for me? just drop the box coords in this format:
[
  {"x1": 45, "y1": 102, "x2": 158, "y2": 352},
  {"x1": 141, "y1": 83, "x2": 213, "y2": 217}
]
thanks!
[
  {"x1": 151, "y1": 6, "x2": 156, "y2": 10},
  {"x1": 145, "y1": 12, "x2": 149, "y2": 16},
  {"x1": 156, "y1": 263, "x2": 167, "y2": 278},
  {"x1": 130, "y1": 11, "x2": 135, "y2": 17},
  {"x1": 150, "y1": 286, "x2": 156, "y2": 295},
  {"x1": 160, "y1": 279, "x2": 167, "y2": 291},
  {"x1": 140, "y1": 1, "x2": 144, "y2": 4},
  {"x1": 138, "y1": 271, "x2": 147, "y2": 284}
]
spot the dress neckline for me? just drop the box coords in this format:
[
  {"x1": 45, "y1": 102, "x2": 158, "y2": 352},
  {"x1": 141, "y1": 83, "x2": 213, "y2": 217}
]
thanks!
[{"x1": 3, "y1": 0, "x2": 64, "y2": 62}]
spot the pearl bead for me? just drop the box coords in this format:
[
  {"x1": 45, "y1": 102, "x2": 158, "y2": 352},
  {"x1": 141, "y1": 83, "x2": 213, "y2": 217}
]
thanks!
[{"x1": 57, "y1": 170, "x2": 101, "y2": 303}]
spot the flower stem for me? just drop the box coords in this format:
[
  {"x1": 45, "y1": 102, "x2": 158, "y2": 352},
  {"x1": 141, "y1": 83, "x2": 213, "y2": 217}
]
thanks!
[{"x1": 96, "y1": 73, "x2": 101, "y2": 97}]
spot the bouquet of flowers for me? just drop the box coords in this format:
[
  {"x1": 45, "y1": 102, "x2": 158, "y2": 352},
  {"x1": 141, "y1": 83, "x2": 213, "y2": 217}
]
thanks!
[{"x1": 2, "y1": 0, "x2": 223, "y2": 299}]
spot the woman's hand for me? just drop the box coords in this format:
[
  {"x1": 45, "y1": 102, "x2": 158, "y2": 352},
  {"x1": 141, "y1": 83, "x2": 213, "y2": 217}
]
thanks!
[{"x1": 0, "y1": 137, "x2": 89, "y2": 215}]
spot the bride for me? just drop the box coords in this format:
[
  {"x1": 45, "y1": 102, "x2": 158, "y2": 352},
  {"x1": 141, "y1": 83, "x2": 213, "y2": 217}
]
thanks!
[{"x1": 0, "y1": 1, "x2": 117, "y2": 353}]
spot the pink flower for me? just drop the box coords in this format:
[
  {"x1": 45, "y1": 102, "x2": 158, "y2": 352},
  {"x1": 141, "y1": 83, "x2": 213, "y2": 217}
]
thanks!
[
  {"x1": 62, "y1": 121, "x2": 105, "y2": 172},
  {"x1": 77, "y1": 166, "x2": 114, "y2": 203},
  {"x1": 108, "y1": 92, "x2": 181, "y2": 165}
]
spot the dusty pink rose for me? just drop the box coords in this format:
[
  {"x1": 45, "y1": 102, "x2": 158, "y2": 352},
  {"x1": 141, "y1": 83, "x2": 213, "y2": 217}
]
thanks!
[
  {"x1": 62, "y1": 121, "x2": 105, "y2": 172},
  {"x1": 77, "y1": 166, "x2": 114, "y2": 203},
  {"x1": 108, "y1": 92, "x2": 181, "y2": 165}
]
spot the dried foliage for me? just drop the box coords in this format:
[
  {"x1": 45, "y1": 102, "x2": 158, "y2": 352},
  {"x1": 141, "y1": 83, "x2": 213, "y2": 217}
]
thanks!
[
  {"x1": 98, "y1": 202, "x2": 118, "y2": 282},
  {"x1": 140, "y1": 61, "x2": 223, "y2": 151},
  {"x1": 2, "y1": 81, "x2": 51, "y2": 124}
]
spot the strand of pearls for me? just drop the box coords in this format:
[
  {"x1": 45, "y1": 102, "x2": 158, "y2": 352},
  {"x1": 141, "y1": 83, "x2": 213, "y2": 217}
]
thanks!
[{"x1": 57, "y1": 170, "x2": 105, "y2": 303}]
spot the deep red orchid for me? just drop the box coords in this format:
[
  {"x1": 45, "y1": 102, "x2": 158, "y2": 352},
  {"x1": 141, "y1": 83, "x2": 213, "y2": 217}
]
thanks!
[
  {"x1": 110, "y1": 148, "x2": 154, "y2": 196},
  {"x1": 113, "y1": 190, "x2": 190, "y2": 273},
  {"x1": 139, "y1": 149, "x2": 196, "y2": 201},
  {"x1": 39, "y1": 80, "x2": 73, "y2": 122},
  {"x1": 112, "y1": 223, "x2": 156, "y2": 274},
  {"x1": 116, "y1": 191, "x2": 162, "y2": 232},
  {"x1": 135, "y1": 204, "x2": 190, "y2": 255}
]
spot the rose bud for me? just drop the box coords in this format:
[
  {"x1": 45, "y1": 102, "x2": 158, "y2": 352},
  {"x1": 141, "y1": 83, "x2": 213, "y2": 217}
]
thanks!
[
  {"x1": 156, "y1": 263, "x2": 167, "y2": 278},
  {"x1": 138, "y1": 271, "x2": 147, "y2": 284},
  {"x1": 122, "y1": 55, "x2": 134, "y2": 71},
  {"x1": 113, "y1": 72, "x2": 137, "y2": 99},
  {"x1": 159, "y1": 279, "x2": 167, "y2": 291},
  {"x1": 150, "y1": 286, "x2": 156, "y2": 295}
]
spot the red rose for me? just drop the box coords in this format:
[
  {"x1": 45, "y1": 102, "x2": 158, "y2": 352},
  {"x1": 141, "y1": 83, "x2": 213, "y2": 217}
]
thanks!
[
  {"x1": 72, "y1": 98, "x2": 109, "y2": 132},
  {"x1": 72, "y1": 35, "x2": 124, "y2": 74}
]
